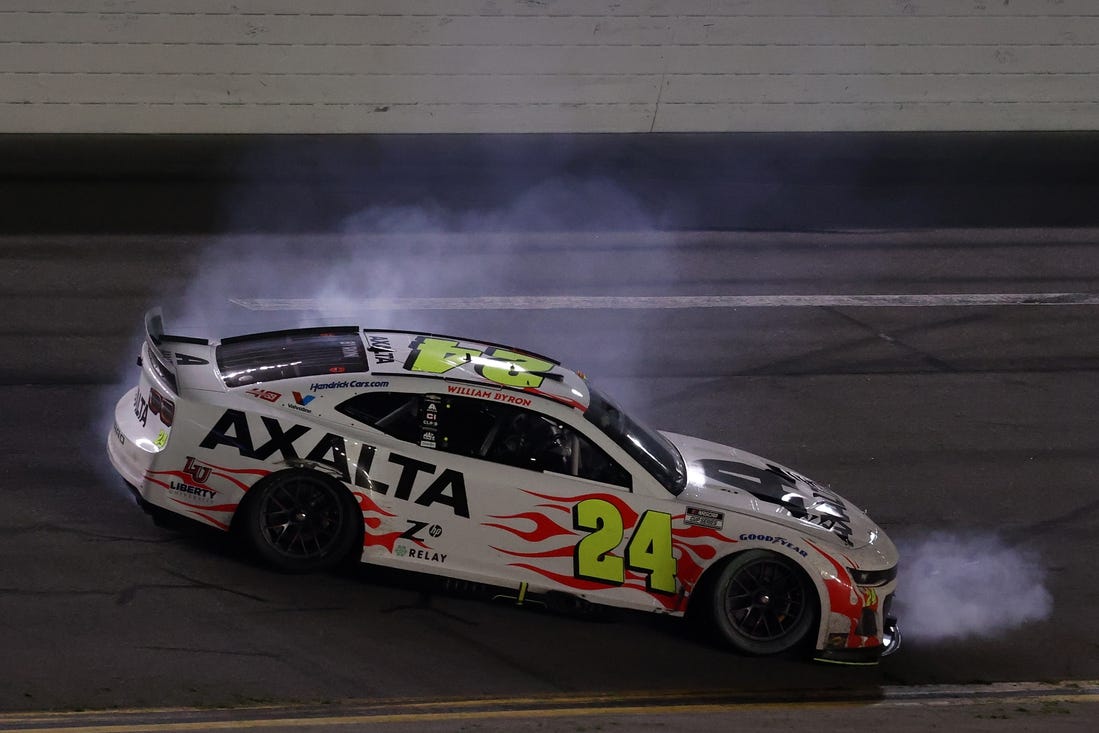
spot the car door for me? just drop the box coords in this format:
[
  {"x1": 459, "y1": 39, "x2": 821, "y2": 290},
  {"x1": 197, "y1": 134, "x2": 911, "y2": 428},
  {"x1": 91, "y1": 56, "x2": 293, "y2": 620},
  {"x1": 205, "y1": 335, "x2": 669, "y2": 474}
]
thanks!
[
  {"x1": 336, "y1": 389, "x2": 684, "y2": 611},
  {"x1": 331, "y1": 390, "x2": 495, "y2": 582},
  {"x1": 427, "y1": 396, "x2": 683, "y2": 613}
]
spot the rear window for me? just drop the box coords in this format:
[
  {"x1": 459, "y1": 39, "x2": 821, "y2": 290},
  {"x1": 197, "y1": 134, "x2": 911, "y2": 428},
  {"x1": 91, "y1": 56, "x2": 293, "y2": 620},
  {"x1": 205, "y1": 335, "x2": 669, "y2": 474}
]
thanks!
[{"x1": 217, "y1": 328, "x2": 367, "y2": 388}]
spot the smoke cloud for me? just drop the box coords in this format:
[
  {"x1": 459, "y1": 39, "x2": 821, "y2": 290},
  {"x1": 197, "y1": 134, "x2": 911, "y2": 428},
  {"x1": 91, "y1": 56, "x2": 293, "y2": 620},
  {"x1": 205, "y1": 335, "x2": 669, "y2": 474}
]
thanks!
[
  {"x1": 895, "y1": 532, "x2": 1053, "y2": 642},
  {"x1": 156, "y1": 174, "x2": 687, "y2": 431},
  {"x1": 102, "y1": 174, "x2": 677, "y2": 497},
  {"x1": 168, "y1": 175, "x2": 670, "y2": 340}
]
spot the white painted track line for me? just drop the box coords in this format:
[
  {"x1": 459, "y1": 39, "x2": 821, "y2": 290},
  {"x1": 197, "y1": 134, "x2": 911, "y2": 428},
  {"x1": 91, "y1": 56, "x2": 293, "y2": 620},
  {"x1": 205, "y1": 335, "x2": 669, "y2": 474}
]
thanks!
[{"x1": 231, "y1": 293, "x2": 1099, "y2": 311}]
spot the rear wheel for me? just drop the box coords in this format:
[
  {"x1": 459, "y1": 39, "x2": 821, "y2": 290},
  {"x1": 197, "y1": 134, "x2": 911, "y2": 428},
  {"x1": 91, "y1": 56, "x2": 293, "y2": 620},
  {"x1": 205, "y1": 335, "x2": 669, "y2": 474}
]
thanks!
[
  {"x1": 708, "y1": 550, "x2": 817, "y2": 656},
  {"x1": 240, "y1": 470, "x2": 360, "y2": 573}
]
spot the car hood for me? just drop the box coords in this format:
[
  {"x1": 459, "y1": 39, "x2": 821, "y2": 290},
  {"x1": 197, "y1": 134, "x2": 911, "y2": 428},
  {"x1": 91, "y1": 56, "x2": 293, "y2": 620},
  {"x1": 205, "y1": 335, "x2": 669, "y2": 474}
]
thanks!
[{"x1": 663, "y1": 432, "x2": 886, "y2": 552}]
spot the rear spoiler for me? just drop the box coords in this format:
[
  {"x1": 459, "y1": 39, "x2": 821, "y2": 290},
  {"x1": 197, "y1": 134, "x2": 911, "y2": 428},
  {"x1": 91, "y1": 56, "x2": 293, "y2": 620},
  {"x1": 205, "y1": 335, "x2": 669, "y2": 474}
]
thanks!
[
  {"x1": 142, "y1": 308, "x2": 208, "y2": 393},
  {"x1": 144, "y1": 308, "x2": 209, "y2": 348}
]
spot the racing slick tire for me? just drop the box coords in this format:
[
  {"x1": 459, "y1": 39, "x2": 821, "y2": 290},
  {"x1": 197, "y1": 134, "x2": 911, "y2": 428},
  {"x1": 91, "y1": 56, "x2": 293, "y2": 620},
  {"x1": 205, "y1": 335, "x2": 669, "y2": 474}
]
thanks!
[
  {"x1": 706, "y1": 550, "x2": 817, "y2": 656},
  {"x1": 238, "y1": 469, "x2": 361, "y2": 573}
]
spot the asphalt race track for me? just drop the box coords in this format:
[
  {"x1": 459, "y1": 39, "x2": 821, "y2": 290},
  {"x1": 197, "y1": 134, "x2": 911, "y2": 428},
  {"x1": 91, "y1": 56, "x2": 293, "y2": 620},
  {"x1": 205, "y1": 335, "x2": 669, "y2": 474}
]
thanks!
[{"x1": 1, "y1": 228, "x2": 1097, "y2": 729}]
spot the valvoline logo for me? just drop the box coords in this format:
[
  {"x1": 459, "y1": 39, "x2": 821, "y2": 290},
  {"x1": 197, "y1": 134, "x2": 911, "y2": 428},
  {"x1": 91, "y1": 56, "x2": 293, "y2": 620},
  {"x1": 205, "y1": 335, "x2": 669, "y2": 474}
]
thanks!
[{"x1": 292, "y1": 392, "x2": 315, "y2": 406}]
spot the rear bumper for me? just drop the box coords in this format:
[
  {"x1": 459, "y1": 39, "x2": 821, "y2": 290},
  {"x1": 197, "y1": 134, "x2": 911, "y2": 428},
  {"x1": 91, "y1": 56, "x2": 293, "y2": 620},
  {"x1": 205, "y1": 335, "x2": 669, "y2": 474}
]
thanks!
[{"x1": 106, "y1": 386, "x2": 160, "y2": 500}]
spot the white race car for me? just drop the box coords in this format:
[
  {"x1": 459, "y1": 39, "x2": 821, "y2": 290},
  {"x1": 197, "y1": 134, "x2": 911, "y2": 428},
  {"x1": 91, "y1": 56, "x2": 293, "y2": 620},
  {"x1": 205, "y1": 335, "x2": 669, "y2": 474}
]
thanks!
[{"x1": 108, "y1": 309, "x2": 900, "y2": 663}]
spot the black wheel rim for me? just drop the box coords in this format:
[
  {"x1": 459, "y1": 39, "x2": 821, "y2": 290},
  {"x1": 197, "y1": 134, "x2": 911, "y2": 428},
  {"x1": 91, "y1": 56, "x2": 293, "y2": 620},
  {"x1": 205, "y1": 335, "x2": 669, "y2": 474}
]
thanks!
[
  {"x1": 259, "y1": 478, "x2": 346, "y2": 560},
  {"x1": 724, "y1": 558, "x2": 807, "y2": 642}
]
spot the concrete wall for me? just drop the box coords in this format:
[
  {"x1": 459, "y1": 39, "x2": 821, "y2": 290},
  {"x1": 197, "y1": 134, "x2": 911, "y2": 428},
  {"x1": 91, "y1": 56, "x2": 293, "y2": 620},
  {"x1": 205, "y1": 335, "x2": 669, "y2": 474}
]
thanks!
[
  {"x1": 6, "y1": 132, "x2": 1099, "y2": 233},
  {"x1": 2, "y1": 0, "x2": 1097, "y2": 133}
]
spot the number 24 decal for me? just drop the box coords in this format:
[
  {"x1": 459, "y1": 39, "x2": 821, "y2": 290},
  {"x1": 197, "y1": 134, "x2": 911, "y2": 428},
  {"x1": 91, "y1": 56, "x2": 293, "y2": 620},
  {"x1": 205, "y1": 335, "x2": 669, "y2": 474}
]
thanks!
[{"x1": 572, "y1": 498, "x2": 677, "y2": 595}]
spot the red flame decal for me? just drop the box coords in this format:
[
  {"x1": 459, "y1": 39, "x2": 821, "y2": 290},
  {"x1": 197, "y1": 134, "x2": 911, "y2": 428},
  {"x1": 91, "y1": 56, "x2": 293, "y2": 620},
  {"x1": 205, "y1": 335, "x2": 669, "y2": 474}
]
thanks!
[
  {"x1": 671, "y1": 521, "x2": 735, "y2": 543},
  {"x1": 146, "y1": 462, "x2": 269, "y2": 493},
  {"x1": 482, "y1": 492, "x2": 746, "y2": 611},
  {"x1": 353, "y1": 491, "x2": 396, "y2": 517},
  {"x1": 492, "y1": 544, "x2": 575, "y2": 560},
  {"x1": 363, "y1": 530, "x2": 404, "y2": 552},
  {"x1": 522, "y1": 387, "x2": 587, "y2": 412},
  {"x1": 191, "y1": 461, "x2": 270, "y2": 492},
  {"x1": 483, "y1": 493, "x2": 743, "y2": 613},
  {"x1": 145, "y1": 469, "x2": 218, "y2": 494},
  {"x1": 666, "y1": 519, "x2": 738, "y2": 593},
  {"x1": 806, "y1": 539, "x2": 880, "y2": 649},
  {"x1": 353, "y1": 491, "x2": 402, "y2": 552},
  {"x1": 483, "y1": 511, "x2": 576, "y2": 543},
  {"x1": 520, "y1": 490, "x2": 639, "y2": 528},
  {"x1": 672, "y1": 544, "x2": 707, "y2": 590}
]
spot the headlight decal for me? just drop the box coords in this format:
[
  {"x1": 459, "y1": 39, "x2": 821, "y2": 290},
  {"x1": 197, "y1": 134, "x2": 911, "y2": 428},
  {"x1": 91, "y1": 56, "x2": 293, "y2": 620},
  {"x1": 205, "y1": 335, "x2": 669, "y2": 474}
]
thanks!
[
  {"x1": 848, "y1": 566, "x2": 898, "y2": 587},
  {"x1": 807, "y1": 539, "x2": 885, "y2": 650}
]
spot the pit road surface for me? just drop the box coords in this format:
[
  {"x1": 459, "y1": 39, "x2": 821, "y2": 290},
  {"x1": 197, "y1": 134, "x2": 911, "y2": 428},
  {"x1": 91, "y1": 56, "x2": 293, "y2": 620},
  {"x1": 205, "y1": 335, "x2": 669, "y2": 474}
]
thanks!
[{"x1": 1, "y1": 229, "x2": 1096, "y2": 729}]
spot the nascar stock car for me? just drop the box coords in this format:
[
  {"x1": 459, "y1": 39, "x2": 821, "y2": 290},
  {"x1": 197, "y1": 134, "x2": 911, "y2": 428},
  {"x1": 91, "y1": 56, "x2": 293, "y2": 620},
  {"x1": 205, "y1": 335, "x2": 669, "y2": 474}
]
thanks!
[{"x1": 107, "y1": 309, "x2": 900, "y2": 663}]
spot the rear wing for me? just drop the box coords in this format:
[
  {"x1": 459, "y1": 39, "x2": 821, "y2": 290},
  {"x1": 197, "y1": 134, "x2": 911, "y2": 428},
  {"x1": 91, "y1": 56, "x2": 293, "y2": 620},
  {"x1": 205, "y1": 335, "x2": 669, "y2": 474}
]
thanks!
[
  {"x1": 142, "y1": 308, "x2": 209, "y2": 393},
  {"x1": 216, "y1": 325, "x2": 365, "y2": 389}
]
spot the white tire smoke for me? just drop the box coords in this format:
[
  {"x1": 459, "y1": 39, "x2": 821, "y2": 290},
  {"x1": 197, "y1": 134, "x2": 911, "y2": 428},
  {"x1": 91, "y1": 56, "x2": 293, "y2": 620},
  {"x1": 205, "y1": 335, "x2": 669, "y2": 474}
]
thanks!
[{"x1": 895, "y1": 532, "x2": 1053, "y2": 642}]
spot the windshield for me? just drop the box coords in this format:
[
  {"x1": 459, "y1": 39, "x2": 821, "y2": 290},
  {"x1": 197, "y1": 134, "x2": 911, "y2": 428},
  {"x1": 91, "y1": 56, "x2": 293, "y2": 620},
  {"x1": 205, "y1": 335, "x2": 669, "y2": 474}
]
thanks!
[{"x1": 584, "y1": 385, "x2": 687, "y2": 495}]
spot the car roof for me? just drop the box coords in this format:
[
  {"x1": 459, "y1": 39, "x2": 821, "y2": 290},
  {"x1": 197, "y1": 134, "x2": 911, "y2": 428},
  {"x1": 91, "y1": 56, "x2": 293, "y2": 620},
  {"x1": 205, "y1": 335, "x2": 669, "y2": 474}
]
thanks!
[
  {"x1": 364, "y1": 330, "x2": 590, "y2": 411},
  {"x1": 215, "y1": 326, "x2": 591, "y2": 412}
]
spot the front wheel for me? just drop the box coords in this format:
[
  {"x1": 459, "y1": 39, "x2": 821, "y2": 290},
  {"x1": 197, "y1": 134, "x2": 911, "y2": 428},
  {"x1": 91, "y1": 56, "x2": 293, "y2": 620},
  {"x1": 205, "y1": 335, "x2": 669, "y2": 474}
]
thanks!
[
  {"x1": 239, "y1": 470, "x2": 360, "y2": 573},
  {"x1": 707, "y1": 550, "x2": 817, "y2": 656}
]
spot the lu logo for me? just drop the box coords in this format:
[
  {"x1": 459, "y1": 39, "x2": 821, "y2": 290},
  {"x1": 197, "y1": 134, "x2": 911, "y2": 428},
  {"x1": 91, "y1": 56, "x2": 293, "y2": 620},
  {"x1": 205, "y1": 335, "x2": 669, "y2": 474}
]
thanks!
[{"x1": 183, "y1": 456, "x2": 212, "y2": 484}]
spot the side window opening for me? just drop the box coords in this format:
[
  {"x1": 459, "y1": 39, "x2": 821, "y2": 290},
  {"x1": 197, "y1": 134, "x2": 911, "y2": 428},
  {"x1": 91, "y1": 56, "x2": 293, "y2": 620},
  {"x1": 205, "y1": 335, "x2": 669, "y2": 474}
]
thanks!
[
  {"x1": 337, "y1": 391, "x2": 631, "y2": 490},
  {"x1": 336, "y1": 392, "x2": 422, "y2": 444},
  {"x1": 477, "y1": 402, "x2": 631, "y2": 489},
  {"x1": 432, "y1": 394, "x2": 498, "y2": 458}
]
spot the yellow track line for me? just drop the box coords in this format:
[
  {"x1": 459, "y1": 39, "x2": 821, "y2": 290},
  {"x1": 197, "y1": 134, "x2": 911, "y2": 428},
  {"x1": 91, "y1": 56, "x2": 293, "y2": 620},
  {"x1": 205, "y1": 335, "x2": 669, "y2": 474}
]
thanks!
[
  {"x1": 1, "y1": 682, "x2": 1096, "y2": 733},
  {"x1": 3, "y1": 697, "x2": 1099, "y2": 733}
]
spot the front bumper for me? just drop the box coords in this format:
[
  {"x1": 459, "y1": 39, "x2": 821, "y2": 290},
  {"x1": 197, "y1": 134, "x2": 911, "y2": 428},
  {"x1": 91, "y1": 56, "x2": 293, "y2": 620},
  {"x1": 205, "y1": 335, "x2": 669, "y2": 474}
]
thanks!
[
  {"x1": 815, "y1": 595, "x2": 901, "y2": 665},
  {"x1": 880, "y1": 611, "x2": 901, "y2": 657}
]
